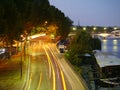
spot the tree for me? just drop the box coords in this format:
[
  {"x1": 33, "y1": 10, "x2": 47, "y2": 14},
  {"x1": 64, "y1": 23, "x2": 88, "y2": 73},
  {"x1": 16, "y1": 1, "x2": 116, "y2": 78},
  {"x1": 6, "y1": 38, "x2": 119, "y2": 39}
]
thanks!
[
  {"x1": 0, "y1": 0, "x2": 22, "y2": 44},
  {"x1": 90, "y1": 38, "x2": 101, "y2": 50},
  {"x1": 0, "y1": 0, "x2": 73, "y2": 48},
  {"x1": 66, "y1": 30, "x2": 92, "y2": 65},
  {"x1": 47, "y1": 6, "x2": 73, "y2": 39},
  {"x1": 70, "y1": 30, "x2": 92, "y2": 53}
]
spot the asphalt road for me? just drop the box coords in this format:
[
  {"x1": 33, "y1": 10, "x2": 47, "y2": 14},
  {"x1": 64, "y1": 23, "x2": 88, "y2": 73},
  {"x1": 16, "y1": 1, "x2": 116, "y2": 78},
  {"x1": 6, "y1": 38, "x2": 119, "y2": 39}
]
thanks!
[
  {"x1": 23, "y1": 35, "x2": 88, "y2": 90},
  {"x1": 48, "y1": 43, "x2": 88, "y2": 90}
]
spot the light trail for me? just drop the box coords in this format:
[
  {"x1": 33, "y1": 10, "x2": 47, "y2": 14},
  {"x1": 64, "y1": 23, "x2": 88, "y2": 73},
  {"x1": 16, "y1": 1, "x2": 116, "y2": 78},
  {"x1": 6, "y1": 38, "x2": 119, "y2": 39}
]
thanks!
[
  {"x1": 24, "y1": 56, "x2": 31, "y2": 90},
  {"x1": 43, "y1": 45, "x2": 56, "y2": 90},
  {"x1": 30, "y1": 33, "x2": 46, "y2": 39},
  {"x1": 47, "y1": 45, "x2": 67, "y2": 90},
  {"x1": 49, "y1": 44, "x2": 88, "y2": 90},
  {"x1": 26, "y1": 37, "x2": 88, "y2": 90},
  {"x1": 37, "y1": 72, "x2": 42, "y2": 90},
  {"x1": 24, "y1": 72, "x2": 32, "y2": 90}
]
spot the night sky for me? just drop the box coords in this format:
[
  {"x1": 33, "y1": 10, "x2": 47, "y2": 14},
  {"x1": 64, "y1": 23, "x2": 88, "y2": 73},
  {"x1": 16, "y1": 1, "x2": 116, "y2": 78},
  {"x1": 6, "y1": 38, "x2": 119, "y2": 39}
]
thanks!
[{"x1": 49, "y1": 0, "x2": 120, "y2": 26}]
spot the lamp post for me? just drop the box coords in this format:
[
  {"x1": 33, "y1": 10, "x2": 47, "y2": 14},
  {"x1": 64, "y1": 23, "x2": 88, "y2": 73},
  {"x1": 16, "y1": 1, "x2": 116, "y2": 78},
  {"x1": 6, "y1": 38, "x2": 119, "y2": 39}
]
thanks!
[
  {"x1": 20, "y1": 35, "x2": 23, "y2": 78},
  {"x1": 72, "y1": 27, "x2": 77, "y2": 31},
  {"x1": 114, "y1": 27, "x2": 117, "y2": 30},
  {"x1": 92, "y1": 27, "x2": 97, "y2": 38},
  {"x1": 104, "y1": 27, "x2": 107, "y2": 30},
  {"x1": 104, "y1": 27, "x2": 107, "y2": 33},
  {"x1": 93, "y1": 27, "x2": 96, "y2": 31},
  {"x1": 83, "y1": 27, "x2": 86, "y2": 31}
]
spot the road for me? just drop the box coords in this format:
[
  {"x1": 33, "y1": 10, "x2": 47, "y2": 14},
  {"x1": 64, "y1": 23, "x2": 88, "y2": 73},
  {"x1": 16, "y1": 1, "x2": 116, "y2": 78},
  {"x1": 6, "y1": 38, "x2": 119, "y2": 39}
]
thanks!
[{"x1": 23, "y1": 35, "x2": 88, "y2": 90}]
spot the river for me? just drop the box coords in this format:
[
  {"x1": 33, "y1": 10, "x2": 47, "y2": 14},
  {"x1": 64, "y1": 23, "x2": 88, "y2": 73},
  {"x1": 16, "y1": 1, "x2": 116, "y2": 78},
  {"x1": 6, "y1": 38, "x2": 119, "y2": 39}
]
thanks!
[{"x1": 101, "y1": 38, "x2": 120, "y2": 58}]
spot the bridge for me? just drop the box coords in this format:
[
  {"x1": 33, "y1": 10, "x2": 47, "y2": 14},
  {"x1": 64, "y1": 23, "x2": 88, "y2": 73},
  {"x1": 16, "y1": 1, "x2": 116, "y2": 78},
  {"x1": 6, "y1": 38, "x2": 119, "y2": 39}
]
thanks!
[{"x1": 93, "y1": 30, "x2": 120, "y2": 39}]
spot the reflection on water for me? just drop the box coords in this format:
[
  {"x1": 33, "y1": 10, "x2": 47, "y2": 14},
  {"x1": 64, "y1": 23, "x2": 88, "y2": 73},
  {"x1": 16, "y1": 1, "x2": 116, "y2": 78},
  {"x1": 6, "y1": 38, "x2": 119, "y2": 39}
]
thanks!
[
  {"x1": 102, "y1": 40, "x2": 107, "y2": 51},
  {"x1": 101, "y1": 39, "x2": 120, "y2": 58}
]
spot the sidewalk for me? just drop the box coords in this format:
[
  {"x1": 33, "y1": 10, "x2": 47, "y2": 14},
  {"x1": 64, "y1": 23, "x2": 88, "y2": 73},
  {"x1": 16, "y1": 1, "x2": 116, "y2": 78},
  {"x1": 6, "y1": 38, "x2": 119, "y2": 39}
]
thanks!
[{"x1": 0, "y1": 53, "x2": 29, "y2": 90}]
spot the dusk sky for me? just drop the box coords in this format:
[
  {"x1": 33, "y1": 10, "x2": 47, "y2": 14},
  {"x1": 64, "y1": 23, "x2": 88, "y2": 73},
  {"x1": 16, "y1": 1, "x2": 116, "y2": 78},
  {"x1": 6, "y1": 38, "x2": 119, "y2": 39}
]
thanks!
[{"x1": 49, "y1": 0, "x2": 120, "y2": 26}]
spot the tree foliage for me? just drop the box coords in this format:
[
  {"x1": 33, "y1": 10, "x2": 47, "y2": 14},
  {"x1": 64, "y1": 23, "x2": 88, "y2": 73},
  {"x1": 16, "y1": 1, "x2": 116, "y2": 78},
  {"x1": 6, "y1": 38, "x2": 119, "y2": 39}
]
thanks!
[
  {"x1": 0, "y1": 0, "x2": 73, "y2": 47},
  {"x1": 47, "y1": 6, "x2": 73, "y2": 39},
  {"x1": 0, "y1": 0, "x2": 22, "y2": 45},
  {"x1": 67, "y1": 30, "x2": 101, "y2": 66},
  {"x1": 70, "y1": 30, "x2": 93, "y2": 53}
]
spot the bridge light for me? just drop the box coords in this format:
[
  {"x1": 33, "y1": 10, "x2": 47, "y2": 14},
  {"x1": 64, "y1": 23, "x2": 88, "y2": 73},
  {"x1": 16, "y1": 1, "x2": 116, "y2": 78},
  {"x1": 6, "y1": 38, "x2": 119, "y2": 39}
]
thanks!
[
  {"x1": 104, "y1": 27, "x2": 107, "y2": 30},
  {"x1": 93, "y1": 27, "x2": 96, "y2": 31},
  {"x1": 72, "y1": 27, "x2": 77, "y2": 31},
  {"x1": 114, "y1": 27, "x2": 117, "y2": 30},
  {"x1": 83, "y1": 27, "x2": 86, "y2": 31}
]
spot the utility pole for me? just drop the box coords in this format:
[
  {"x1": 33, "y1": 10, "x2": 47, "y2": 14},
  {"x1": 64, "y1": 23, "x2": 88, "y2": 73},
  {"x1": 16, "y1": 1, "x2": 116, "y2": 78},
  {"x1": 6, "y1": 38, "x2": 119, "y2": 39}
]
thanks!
[{"x1": 20, "y1": 35, "x2": 23, "y2": 78}]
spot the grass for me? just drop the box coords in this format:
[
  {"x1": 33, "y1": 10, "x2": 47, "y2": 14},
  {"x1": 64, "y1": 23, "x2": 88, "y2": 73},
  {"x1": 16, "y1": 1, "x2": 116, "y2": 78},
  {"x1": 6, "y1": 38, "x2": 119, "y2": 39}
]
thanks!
[{"x1": 0, "y1": 54, "x2": 27, "y2": 90}]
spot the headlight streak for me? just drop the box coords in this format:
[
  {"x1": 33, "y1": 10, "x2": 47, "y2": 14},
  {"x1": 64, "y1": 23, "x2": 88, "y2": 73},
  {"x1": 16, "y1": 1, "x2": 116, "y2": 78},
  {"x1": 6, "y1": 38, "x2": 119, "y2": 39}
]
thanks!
[
  {"x1": 43, "y1": 45, "x2": 56, "y2": 90},
  {"x1": 24, "y1": 35, "x2": 89, "y2": 90},
  {"x1": 24, "y1": 41, "x2": 44, "y2": 90},
  {"x1": 28, "y1": 73, "x2": 32, "y2": 90},
  {"x1": 47, "y1": 45, "x2": 67, "y2": 90},
  {"x1": 61, "y1": 58, "x2": 86, "y2": 90},
  {"x1": 49, "y1": 44, "x2": 88, "y2": 90},
  {"x1": 37, "y1": 72, "x2": 42, "y2": 90},
  {"x1": 24, "y1": 55, "x2": 31, "y2": 90}
]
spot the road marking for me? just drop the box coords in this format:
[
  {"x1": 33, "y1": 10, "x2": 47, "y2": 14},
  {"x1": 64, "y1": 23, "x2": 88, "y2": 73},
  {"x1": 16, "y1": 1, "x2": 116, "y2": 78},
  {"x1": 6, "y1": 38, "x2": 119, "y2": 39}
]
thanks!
[
  {"x1": 37, "y1": 72, "x2": 42, "y2": 90},
  {"x1": 47, "y1": 45, "x2": 67, "y2": 90},
  {"x1": 43, "y1": 45, "x2": 56, "y2": 90},
  {"x1": 24, "y1": 72, "x2": 32, "y2": 90},
  {"x1": 24, "y1": 56, "x2": 31, "y2": 90},
  {"x1": 48, "y1": 60, "x2": 52, "y2": 79},
  {"x1": 28, "y1": 73, "x2": 32, "y2": 90}
]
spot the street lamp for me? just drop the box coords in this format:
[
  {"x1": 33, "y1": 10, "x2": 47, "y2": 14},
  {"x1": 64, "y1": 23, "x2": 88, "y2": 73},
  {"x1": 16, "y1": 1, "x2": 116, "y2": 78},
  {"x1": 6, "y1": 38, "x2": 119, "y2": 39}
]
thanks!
[
  {"x1": 20, "y1": 35, "x2": 23, "y2": 78},
  {"x1": 91, "y1": 27, "x2": 97, "y2": 38},
  {"x1": 72, "y1": 27, "x2": 77, "y2": 31},
  {"x1": 83, "y1": 27, "x2": 86, "y2": 31},
  {"x1": 45, "y1": 21, "x2": 48, "y2": 24},
  {"x1": 104, "y1": 27, "x2": 107, "y2": 30},
  {"x1": 104, "y1": 27, "x2": 107, "y2": 33},
  {"x1": 93, "y1": 27, "x2": 96, "y2": 31},
  {"x1": 114, "y1": 27, "x2": 117, "y2": 30}
]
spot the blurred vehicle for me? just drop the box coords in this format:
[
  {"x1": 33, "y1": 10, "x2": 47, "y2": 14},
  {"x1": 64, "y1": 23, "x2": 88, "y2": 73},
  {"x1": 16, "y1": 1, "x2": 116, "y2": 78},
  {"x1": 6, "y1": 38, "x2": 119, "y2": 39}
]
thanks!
[
  {"x1": 56, "y1": 39, "x2": 70, "y2": 53},
  {"x1": 56, "y1": 39, "x2": 67, "y2": 53},
  {"x1": 58, "y1": 44, "x2": 65, "y2": 53}
]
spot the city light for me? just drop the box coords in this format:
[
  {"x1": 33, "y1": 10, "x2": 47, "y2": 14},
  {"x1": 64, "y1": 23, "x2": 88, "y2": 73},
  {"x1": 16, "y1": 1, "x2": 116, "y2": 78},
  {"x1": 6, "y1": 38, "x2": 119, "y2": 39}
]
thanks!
[
  {"x1": 93, "y1": 27, "x2": 96, "y2": 30},
  {"x1": 114, "y1": 27, "x2": 117, "y2": 30},
  {"x1": 104, "y1": 27, "x2": 107, "y2": 30},
  {"x1": 72, "y1": 27, "x2": 77, "y2": 31},
  {"x1": 83, "y1": 27, "x2": 86, "y2": 31}
]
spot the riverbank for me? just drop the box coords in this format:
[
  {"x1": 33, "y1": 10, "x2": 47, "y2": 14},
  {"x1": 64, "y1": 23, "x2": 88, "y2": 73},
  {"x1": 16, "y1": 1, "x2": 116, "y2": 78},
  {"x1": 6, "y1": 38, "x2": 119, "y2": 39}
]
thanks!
[{"x1": 81, "y1": 64, "x2": 120, "y2": 90}]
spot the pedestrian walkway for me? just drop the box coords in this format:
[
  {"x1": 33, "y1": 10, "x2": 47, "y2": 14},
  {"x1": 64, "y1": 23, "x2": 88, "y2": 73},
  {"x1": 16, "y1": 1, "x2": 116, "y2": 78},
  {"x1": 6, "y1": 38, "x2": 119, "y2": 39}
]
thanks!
[{"x1": 0, "y1": 53, "x2": 29, "y2": 90}]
